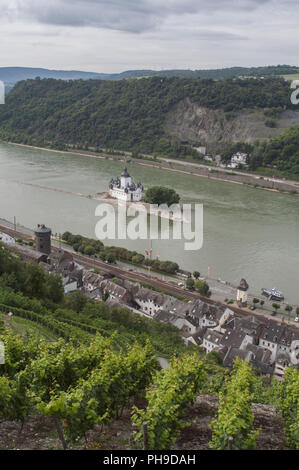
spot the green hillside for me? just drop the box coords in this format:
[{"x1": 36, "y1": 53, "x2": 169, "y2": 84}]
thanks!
[
  {"x1": 0, "y1": 76, "x2": 293, "y2": 153},
  {"x1": 0, "y1": 76, "x2": 299, "y2": 176}
]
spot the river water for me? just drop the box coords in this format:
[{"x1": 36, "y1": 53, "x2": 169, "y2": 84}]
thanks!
[{"x1": 0, "y1": 142, "x2": 298, "y2": 303}]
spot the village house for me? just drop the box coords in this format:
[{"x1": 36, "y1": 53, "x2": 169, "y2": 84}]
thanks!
[
  {"x1": 201, "y1": 313, "x2": 299, "y2": 378},
  {"x1": 83, "y1": 270, "x2": 105, "y2": 293},
  {"x1": 168, "y1": 299, "x2": 195, "y2": 317},
  {"x1": 188, "y1": 301, "x2": 233, "y2": 330},
  {"x1": 47, "y1": 249, "x2": 83, "y2": 292},
  {"x1": 193, "y1": 146, "x2": 206, "y2": 155},
  {"x1": 183, "y1": 329, "x2": 208, "y2": 347},
  {"x1": 134, "y1": 287, "x2": 174, "y2": 316},
  {"x1": 155, "y1": 310, "x2": 197, "y2": 337},
  {"x1": 0, "y1": 232, "x2": 15, "y2": 245},
  {"x1": 258, "y1": 319, "x2": 299, "y2": 364},
  {"x1": 203, "y1": 329, "x2": 224, "y2": 353},
  {"x1": 227, "y1": 152, "x2": 248, "y2": 169},
  {"x1": 7, "y1": 243, "x2": 48, "y2": 264},
  {"x1": 100, "y1": 279, "x2": 133, "y2": 304}
]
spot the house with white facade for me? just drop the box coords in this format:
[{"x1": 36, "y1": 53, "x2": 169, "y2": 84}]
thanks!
[
  {"x1": 258, "y1": 320, "x2": 299, "y2": 365},
  {"x1": 134, "y1": 287, "x2": 175, "y2": 316},
  {"x1": 227, "y1": 152, "x2": 248, "y2": 169},
  {"x1": 193, "y1": 146, "x2": 206, "y2": 155},
  {"x1": 155, "y1": 310, "x2": 197, "y2": 336},
  {"x1": 203, "y1": 329, "x2": 224, "y2": 353}
]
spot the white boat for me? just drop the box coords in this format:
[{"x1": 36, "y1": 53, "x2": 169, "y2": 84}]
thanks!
[{"x1": 262, "y1": 288, "x2": 284, "y2": 301}]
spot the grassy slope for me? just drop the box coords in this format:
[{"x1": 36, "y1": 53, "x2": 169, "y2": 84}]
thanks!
[{"x1": 0, "y1": 313, "x2": 58, "y2": 341}]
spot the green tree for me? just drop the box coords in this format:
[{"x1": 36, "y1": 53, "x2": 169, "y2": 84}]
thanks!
[
  {"x1": 23, "y1": 263, "x2": 46, "y2": 298},
  {"x1": 194, "y1": 280, "x2": 211, "y2": 297},
  {"x1": 278, "y1": 367, "x2": 299, "y2": 449},
  {"x1": 144, "y1": 186, "x2": 180, "y2": 205},
  {"x1": 84, "y1": 245, "x2": 96, "y2": 256},
  {"x1": 186, "y1": 278, "x2": 195, "y2": 290},
  {"x1": 105, "y1": 253, "x2": 116, "y2": 264},
  {"x1": 272, "y1": 303, "x2": 280, "y2": 313},
  {"x1": 64, "y1": 291, "x2": 88, "y2": 313},
  {"x1": 45, "y1": 274, "x2": 64, "y2": 303}
]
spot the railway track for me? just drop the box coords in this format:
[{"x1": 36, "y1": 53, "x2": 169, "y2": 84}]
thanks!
[{"x1": 1, "y1": 223, "x2": 297, "y2": 327}]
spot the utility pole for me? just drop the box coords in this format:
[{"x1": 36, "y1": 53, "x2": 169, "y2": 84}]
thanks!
[
  {"x1": 13, "y1": 216, "x2": 16, "y2": 231},
  {"x1": 146, "y1": 240, "x2": 153, "y2": 278}
]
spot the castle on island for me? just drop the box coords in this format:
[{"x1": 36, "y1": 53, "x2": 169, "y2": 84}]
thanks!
[{"x1": 108, "y1": 168, "x2": 144, "y2": 202}]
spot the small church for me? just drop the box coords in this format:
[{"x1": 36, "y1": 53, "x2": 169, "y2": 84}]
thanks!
[{"x1": 108, "y1": 168, "x2": 144, "y2": 202}]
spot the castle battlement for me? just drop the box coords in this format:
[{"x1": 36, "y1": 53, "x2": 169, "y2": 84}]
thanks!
[{"x1": 108, "y1": 168, "x2": 144, "y2": 202}]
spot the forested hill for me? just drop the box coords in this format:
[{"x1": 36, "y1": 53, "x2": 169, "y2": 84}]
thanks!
[
  {"x1": 0, "y1": 76, "x2": 295, "y2": 155},
  {"x1": 1, "y1": 64, "x2": 299, "y2": 86}
]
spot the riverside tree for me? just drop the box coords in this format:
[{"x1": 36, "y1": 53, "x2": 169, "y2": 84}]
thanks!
[{"x1": 144, "y1": 186, "x2": 180, "y2": 205}]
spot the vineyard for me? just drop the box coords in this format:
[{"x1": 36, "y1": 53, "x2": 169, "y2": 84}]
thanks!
[
  {"x1": 0, "y1": 328, "x2": 298, "y2": 450},
  {"x1": 0, "y1": 245, "x2": 298, "y2": 450}
]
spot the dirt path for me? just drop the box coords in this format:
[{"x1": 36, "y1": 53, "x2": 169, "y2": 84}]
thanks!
[
  {"x1": 1, "y1": 315, "x2": 12, "y2": 330},
  {"x1": 0, "y1": 395, "x2": 289, "y2": 450}
]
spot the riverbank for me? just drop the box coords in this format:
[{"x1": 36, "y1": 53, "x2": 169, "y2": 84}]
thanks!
[
  {"x1": 1, "y1": 141, "x2": 298, "y2": 305},
  {"x1": 4, "y1": 140, "x2": 299, "y2": 196},
  {"x1": 96, "y1": 192, "x2": 188, "y2": 222},
  {"x1": 1, "y1": 217, "x2": 298, "y2": 323}
]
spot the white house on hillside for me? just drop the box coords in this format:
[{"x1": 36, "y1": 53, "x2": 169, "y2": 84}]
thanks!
[{"x1": 227, "y1": 152, "x2": 248, "y2": 169}]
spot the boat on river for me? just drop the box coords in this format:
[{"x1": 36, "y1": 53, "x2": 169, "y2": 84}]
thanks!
[{"x1": 262, "y1": 288, "x2": 284, "y2": 301}]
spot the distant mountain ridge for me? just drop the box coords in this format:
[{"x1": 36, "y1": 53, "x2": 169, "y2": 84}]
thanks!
[{"x1": 1, "y1": 64, "x2": 299, "y2": 91}]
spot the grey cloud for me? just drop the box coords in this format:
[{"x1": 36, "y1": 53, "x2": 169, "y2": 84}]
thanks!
[
  {"x1": 150, "y1": 27, "x2": 248, "y2": 42},
  {"x1": 6, "y1": 0, "x2": 272, "y2": 33},
  {"x1": 183, "y1": 30, "x2": 248, "y2": 41}
]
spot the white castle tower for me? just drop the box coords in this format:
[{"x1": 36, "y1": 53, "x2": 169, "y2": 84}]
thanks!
[
  {"x1": 109, "y1": 168, "x2": 144, "y2": 202},
  {"x1": 120, "y1": 168, "x2": 132, "y2": 189}
]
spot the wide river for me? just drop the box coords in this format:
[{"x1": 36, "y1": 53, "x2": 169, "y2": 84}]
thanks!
[{"x1": 0, "y1": 142, "x2": 298, "y2": 303}]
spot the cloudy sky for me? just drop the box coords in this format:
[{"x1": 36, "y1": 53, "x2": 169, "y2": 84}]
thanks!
[{"x1": 1, "y1": 0, "x2": 298, "y2": 72}]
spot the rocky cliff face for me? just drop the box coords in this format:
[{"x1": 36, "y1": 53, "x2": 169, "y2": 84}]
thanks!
[{"x1": 164, "y1": 98, "x2": 299, "y2": 149}]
